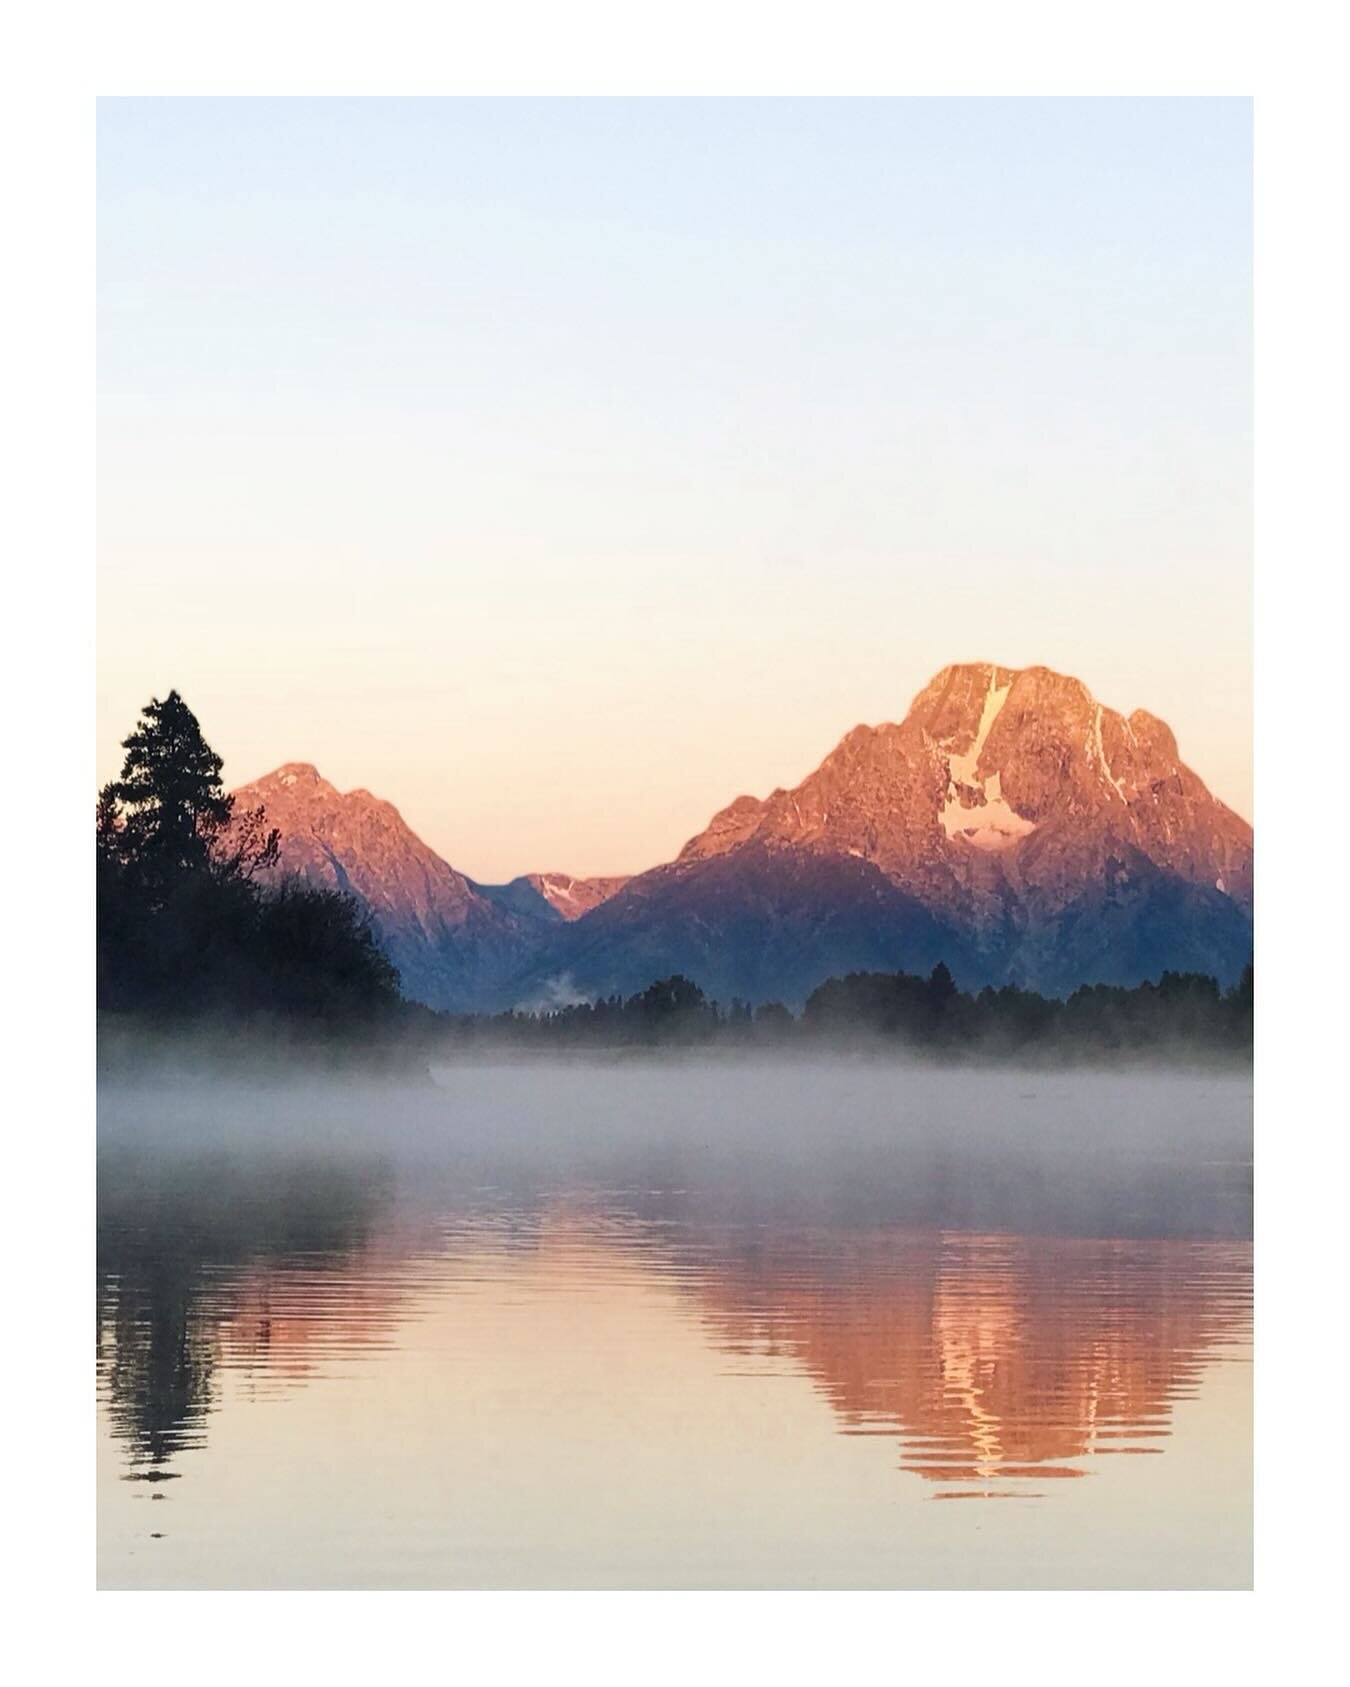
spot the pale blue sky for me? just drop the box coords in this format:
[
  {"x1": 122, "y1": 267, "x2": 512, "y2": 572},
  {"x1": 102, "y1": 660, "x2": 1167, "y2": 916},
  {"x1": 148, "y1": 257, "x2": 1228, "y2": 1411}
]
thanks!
[{"x1": 98, "y1": 98, "x2": 1251, "y2": 879}]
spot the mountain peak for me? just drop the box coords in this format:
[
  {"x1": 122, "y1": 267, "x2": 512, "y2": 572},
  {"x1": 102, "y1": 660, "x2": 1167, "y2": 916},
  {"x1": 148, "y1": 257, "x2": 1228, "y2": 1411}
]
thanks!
[
  {"x1": 243, "y1": 761, "x2": 339, "y2": 798},
  {"x1": 675, "y1": 660, "x2": 1252, "y2": 913},
  {"x1": 228, "y1": 763, "x2": 543, "y2": 1011}
]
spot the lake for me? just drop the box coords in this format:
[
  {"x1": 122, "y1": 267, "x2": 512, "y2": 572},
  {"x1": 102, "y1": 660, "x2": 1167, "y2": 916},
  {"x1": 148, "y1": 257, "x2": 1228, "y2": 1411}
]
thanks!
[{"x1": 97, "y1": 1062, "x2": 1252, "y2": 1589}]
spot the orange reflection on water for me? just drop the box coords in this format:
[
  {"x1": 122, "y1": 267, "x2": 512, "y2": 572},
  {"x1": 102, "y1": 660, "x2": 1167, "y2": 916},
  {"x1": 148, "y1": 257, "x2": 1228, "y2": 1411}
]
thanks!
[
  {"x1": 691, "y1": 1228, "x2": 1251, "y2": 1490},
  {"x1": 99, "y1": 1178, "x2": 1251, "y2": 1502}
]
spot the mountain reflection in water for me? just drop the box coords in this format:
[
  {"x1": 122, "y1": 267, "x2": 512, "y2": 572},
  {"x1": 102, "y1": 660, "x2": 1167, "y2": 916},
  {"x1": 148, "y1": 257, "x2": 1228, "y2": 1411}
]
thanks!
[
  {"x1": 97, "y1": 1066, "x2": 1252, "y2": 1587},
  {"x1": 694, "y1": 1227, "x2": 1249, "y2": 1487}
]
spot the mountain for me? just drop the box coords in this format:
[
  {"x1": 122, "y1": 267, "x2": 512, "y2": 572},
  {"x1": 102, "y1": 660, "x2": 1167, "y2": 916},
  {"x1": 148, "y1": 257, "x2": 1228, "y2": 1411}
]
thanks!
[
  {"x1": 229, "y1": 764, "x2": 538, "y2": 1012},
  {"x1": 514, "y1": 663, "x2": 1253, "y2": 1004},
  {"x1": 473, "y1": 872, "x2": 631, "y2": 924},
  {"x1": 680, "y1": 663, "x2": 1252, "y2": 903},
  {"x1": 234, "y1": 663, "x2": 1253, "y2": 1012}
]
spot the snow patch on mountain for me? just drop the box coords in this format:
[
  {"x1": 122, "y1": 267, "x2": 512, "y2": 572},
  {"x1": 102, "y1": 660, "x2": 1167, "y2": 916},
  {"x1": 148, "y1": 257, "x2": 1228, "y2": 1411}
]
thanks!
[
  {"x1": 938, "y1": 675, "x2": 1037, "y2": 850},
  {"x1": 1091, "y1": 704, "x2": 1129, "y2": 800}
]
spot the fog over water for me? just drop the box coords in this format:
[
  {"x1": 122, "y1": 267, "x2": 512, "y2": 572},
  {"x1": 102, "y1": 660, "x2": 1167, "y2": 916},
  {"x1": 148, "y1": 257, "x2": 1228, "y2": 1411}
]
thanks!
[
  {"x1": 97, "y1": 1062, "x2": 1251, "y2": 1588},
  {"x1": 100, "y1": 1061, "x2": 1252, "y2": 1238}
]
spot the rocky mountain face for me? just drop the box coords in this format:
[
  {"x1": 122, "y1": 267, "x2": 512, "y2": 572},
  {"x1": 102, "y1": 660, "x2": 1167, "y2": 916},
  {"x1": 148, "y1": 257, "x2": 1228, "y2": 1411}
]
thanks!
[
  {"x1": 517, "y1": 663, "x2": 1253, "y2": 1004},
  {"x1": 229, "y1": 764, "x2": 538, "y2": 1012},
  {"x1": 682, "y1": 663, "x2": 1252, "y2": 904},
  {"x1": 234, "y1": 664, "x2": 1253, "y2": 1011}
]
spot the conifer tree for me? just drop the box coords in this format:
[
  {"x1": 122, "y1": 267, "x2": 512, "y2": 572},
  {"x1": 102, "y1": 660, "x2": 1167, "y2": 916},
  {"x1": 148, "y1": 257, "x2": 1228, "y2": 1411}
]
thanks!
[{"x1": 98, "y1": 690, "x2": 277, "y2": 898}]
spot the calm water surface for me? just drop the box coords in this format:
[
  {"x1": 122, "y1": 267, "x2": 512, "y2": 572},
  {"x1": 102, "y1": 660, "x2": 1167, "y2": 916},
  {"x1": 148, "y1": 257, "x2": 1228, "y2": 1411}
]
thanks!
[{"x1": 97, "y1": 1064, "x2": 1252, "y2": 1589}]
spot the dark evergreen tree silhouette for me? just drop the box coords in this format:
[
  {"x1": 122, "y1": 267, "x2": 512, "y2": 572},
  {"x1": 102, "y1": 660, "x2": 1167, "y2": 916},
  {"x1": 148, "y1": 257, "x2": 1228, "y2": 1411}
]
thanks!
[
  {"x1": 98, "y1": 690, "x2": 278, "y2": 899},
  {"x1": 97, "y1": 691, "x2": 400, "y2": 1046}
]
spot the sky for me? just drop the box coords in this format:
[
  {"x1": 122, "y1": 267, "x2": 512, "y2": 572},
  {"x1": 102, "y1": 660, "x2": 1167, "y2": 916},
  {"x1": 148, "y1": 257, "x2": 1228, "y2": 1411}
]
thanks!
[{"x1": 97, "y1": 97, "x2": 1251, "y2": 881}]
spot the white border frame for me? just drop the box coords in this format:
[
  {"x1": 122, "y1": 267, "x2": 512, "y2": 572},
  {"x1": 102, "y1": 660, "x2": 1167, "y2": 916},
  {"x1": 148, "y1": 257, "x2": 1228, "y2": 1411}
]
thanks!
[{"x1": 5, "y1": 1, "x2": 1346, "y2": 1678}]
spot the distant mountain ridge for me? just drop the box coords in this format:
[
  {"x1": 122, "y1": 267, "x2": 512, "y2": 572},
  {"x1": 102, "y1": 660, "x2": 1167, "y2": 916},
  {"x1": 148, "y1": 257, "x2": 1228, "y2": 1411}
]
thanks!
[
  {"x1": 232, "y1": 663, "x2": 1253, "y2": 1010},
  {"x1": 474, "y1": 872, "x2": 632, "y2": 925}
]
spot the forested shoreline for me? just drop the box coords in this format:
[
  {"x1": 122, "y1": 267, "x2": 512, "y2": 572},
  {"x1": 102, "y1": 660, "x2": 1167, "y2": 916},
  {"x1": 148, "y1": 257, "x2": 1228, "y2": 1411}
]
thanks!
[{"x1": 421, "y1": 963, "x2": 1253, "y2": 1063}]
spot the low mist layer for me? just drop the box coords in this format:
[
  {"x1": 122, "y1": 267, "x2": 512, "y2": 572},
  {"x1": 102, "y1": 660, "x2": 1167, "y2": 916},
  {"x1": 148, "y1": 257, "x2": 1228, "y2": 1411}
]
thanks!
[{"x1": 100, "y1": 1062, "x2": 1252, "y2": 1243}]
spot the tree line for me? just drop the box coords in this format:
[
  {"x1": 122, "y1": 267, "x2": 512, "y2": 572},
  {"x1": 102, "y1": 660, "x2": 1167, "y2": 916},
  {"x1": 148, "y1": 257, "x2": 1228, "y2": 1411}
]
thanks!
[{"x1": 434, "y1": 961, "x2": 1253, "y2": 1062}]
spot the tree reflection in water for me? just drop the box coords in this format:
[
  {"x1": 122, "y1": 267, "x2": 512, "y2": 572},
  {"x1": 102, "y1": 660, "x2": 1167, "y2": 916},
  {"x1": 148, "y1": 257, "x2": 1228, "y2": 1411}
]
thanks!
[{"x1": 96, "y1": 1150, "x2": 395, "y2": 1473}]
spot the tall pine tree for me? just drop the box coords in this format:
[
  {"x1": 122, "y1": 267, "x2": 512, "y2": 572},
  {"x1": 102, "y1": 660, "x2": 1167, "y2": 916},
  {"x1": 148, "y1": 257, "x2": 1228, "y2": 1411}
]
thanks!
[{"x1": 98, "y1": 690, "x2": 277, "y2": 899}]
